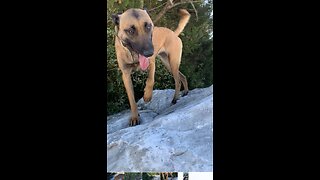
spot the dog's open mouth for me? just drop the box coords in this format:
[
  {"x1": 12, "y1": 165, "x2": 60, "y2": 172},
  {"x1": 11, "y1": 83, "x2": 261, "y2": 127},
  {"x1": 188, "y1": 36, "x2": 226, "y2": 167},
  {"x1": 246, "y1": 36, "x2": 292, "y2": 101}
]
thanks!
[
  {"x1": 123, "y1": 41, "x2": 150, "y2": 71},
  {"x1": 138, "y1": 54, "x2": 149, "y2": 71}
]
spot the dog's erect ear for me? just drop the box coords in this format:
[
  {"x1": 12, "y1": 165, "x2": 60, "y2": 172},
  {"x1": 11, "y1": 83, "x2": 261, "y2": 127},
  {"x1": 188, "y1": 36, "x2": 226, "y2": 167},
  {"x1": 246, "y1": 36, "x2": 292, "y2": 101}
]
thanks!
[
  {"x1": 143, "y1": 7, "x2": 149, "y2": 14},
  {"x1": 112, "y1": 13, "x2": 121, "y2": 26}
]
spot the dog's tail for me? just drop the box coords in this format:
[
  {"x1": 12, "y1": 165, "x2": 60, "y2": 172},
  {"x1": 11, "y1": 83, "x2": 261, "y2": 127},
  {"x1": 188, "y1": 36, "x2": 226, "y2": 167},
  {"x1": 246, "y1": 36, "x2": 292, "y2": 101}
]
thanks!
[{"x1": 174, "y1": 9, "x2": 190, "y2": 36}]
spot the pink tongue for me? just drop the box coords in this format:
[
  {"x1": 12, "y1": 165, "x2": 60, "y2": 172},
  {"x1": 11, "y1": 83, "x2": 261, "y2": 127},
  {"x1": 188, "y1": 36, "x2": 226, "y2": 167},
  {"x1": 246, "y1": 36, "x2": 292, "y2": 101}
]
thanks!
[{"x1": 139, "y1": 54, "x2": 150, "y2": 71}]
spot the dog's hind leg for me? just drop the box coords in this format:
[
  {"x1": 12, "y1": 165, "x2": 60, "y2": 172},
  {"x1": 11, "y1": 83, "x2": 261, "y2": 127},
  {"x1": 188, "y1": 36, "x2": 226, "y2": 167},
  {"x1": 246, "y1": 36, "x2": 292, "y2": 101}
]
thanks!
[
  {"x1": 179, "y1": 71, "x2": 189, "y2": 96},
  {"x1": 159, "y1": 54, "x2": 188, "y2": 96},
  {"x1": 143, "y1": 57, "x2": 156, "y2": 102},
  {"x1": 168, "y1": 53, "x2": 182, "y2": 105},
  {"x1": 171, "y1": 66, "x2": 181, "y2": 104}
]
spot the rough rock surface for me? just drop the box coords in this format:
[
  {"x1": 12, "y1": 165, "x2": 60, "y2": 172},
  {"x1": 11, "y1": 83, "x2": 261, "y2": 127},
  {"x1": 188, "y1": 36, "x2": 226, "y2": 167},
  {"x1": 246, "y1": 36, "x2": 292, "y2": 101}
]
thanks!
[{"x1": 107, "y1": 85, "x2": 213, "y2": 172}]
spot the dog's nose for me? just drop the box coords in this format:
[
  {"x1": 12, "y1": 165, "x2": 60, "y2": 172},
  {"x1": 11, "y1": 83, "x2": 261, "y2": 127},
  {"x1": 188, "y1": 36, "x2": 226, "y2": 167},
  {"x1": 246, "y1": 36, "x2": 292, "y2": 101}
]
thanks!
[{"x1": 143, "y1": 49, "x2": 154, "y2": 57}]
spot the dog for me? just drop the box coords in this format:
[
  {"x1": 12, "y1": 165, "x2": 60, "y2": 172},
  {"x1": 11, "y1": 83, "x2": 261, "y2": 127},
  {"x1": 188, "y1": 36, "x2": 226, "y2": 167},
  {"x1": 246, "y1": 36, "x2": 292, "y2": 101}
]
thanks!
[
  {"x1": 113, "y1": 172, "x2": 125, "y2": 180},
  {"x1": 112, "y1": 8, "x2": 190, "y2": 126},
  {"x1": 161, "y1": 172, "x2": 173, "y2": 180}
]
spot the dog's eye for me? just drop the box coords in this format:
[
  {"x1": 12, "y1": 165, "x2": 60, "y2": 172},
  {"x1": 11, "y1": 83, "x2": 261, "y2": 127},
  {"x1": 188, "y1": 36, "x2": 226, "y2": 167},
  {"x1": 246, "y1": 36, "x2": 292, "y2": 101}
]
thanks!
[
  {"x1": 145, "y1": 23, "x2": 152, "y2": 31},
  {"x1": 125, "y1": 27, "x2": 135, "y2": 35}
]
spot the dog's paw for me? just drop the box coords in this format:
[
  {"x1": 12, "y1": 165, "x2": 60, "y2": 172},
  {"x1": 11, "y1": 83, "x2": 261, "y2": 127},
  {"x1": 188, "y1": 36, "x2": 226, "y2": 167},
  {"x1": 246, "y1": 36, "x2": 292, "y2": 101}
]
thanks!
[
  {"x1": 143, "y1": 96, "x2": 152, "y2": 103},
  {"x1": 182, "y1": 90, "x2": 189, "y2": 97},
  {"x1": 171, "y1": 99, "x2": 177, "y2": 105},
  {"x1": 143, "y1": 91, "x2": 153, "y2": 103},
  {"x1": 129, "y1": 115, "x2": 140, "y2": 126}
]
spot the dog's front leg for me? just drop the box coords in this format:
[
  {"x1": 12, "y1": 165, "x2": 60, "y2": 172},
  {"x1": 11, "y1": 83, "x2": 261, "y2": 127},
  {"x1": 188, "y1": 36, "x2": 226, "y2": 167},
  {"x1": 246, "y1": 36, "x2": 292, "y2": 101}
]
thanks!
[
  {"x1": 122, "y1": 72, "x2": 139, "y2": 126},
  {"x1": 143, "y1": 57, "x2": 156, "y2": 102}
]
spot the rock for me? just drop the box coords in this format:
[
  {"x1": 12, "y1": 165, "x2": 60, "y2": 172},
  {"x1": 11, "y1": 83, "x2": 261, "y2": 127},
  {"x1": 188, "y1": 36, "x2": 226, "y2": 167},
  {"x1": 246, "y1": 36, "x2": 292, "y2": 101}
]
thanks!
[{"x1": 107, "y1": 85, "x2": 213, "y2": 172}]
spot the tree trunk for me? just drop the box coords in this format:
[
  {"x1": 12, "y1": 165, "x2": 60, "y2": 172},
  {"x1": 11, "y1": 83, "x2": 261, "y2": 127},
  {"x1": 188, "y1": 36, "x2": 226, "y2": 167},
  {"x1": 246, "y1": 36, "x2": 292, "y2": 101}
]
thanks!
[{"x1": 153, "y1": 0, "x2": 173, "y2": 24}]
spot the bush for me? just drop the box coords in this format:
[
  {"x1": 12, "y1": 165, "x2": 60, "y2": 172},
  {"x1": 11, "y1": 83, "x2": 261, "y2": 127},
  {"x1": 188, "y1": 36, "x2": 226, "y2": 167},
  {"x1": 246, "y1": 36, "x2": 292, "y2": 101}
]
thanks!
[{"x1": 106, "y1": 27, "x2": 129, "y2": 115}]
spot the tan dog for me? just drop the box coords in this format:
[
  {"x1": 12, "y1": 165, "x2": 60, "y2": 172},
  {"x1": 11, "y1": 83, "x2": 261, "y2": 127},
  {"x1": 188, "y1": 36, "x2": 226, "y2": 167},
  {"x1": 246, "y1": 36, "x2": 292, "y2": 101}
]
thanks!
[
  {"x1": 113, "y1": 173, "x2": 124, "y2": 180},
  {"x1": 112, "y1": 8, "x2": 190, "y2": 126},
  {"x1": 161, "y1": 172, "x2": 173, "y2": 180}
]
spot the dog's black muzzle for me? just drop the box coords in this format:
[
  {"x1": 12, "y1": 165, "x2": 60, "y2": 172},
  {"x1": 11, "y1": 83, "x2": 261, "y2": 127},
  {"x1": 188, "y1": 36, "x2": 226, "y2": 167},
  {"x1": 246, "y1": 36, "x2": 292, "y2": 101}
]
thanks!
[
  {"x1": 124, "y1": 37, "x2": 154, "y2": 57},
  {"x1": 142, "y1": 47, "x2": 154, "y2": 57}
]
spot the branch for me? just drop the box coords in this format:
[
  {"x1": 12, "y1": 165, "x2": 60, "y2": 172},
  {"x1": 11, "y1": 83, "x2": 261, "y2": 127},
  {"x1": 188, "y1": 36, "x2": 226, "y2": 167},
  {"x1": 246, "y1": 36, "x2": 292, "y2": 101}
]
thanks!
[
  {"x1": 148, "y1": 2, "x2": 167, "y2": 12},
  {"x1": 153, "y1": 0, "x2": 203, "y2": 25},
  {"x1": 171, "y1": 0, "x2": 202, "y2": 8},
  {"x1": 189, "y1": 0, "x2": 198, "y2": 21},
  {"x1": 153, "y1": 0, "x2": 173, "y2": 24}
]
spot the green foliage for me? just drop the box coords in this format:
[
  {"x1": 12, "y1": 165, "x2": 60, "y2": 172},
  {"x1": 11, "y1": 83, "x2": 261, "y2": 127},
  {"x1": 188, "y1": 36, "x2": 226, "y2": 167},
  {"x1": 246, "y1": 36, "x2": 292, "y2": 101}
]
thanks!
[
  {"x1": 123, "y1": 172, "x2": 149, "y2": 179},
  {"x1": 106, "y1": 27, "x2": 129, "y2": 115},
  {"x1": 124, "y1": 172, "x2": 140, "y2": 179},
  {"x1": 107, "y1": 0, "x2": 213, "y2": 115},
  {"x1": 178, "y1": 1, "x2": 214, "y2": 89},
  {"x1": 142, "y1": 172, "x2": 155, "y2": 180}
]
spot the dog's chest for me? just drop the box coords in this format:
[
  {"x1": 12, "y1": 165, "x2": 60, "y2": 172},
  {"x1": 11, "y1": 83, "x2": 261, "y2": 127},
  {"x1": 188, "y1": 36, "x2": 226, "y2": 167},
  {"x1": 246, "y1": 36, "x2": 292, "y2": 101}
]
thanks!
[{"x1": 125, "y1": 61, "x2": 139, "y2": 69}]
